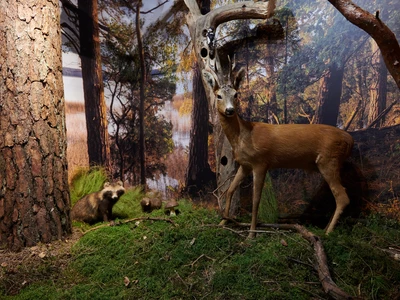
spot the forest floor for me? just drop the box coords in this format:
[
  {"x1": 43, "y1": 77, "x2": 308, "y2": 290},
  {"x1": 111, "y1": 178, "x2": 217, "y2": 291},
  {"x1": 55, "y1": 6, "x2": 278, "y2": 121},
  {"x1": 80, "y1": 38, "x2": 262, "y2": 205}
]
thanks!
[
  {"x1": 0, "y1": 229, "x2": 83, "y2": 296},
  {"x1": 1, "y1": 199, "x2": 400, "y2": 300}
]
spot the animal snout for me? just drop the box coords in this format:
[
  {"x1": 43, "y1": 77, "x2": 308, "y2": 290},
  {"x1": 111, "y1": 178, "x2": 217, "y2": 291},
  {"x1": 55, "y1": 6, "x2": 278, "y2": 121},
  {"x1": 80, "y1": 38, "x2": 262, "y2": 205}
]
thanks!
[{"x1": 225, "y1": 107, "x2": 235, "y2": 116}]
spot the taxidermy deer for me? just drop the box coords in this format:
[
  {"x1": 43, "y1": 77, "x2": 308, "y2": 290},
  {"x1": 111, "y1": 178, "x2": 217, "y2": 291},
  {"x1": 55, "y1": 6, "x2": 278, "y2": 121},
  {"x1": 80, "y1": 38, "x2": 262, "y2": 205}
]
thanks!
[{"x1": 202, "y1": 56, "x2": 354, "y2": 239}]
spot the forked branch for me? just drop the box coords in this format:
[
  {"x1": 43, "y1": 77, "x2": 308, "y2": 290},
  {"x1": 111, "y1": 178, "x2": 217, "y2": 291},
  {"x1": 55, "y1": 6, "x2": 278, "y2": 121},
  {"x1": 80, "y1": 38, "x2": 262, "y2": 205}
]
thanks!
[{"x1": 184, "y1": 0, "x2": 272, "y2": 70}]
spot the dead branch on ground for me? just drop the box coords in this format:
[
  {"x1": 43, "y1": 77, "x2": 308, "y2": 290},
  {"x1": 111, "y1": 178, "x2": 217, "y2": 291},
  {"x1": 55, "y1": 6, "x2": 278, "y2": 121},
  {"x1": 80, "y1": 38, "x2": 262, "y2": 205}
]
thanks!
[
  {"x1": 224, "y1": 221, "x2": 359, "y2": 300},
  {"x1": 184, "y1": 254, "x2": 216, "y2": 268},
  {"x1": 82, "y1": 217, "x2": 176, "y2": 235}
]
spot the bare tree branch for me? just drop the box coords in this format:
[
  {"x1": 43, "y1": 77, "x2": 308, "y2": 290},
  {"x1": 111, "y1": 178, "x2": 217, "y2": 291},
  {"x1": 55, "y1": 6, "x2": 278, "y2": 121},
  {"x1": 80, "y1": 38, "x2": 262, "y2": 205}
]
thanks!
[{"x1": 326, "y1": 0, "x2": 400, "y2": 89}]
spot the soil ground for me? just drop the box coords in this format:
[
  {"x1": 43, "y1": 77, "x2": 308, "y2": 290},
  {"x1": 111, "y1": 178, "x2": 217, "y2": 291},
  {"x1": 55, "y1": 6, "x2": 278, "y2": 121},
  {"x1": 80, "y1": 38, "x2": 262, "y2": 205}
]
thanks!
[{"x1": 0, "y1": 229, "x2": 83, "y2": 296}]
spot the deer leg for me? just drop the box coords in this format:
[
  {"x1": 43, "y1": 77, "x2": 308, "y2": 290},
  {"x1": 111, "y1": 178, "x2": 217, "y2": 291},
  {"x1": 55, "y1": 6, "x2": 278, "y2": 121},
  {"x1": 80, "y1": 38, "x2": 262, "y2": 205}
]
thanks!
[
  {"x1": 219, "y1": 165, "x2": 251, "y2": 226},
  {"x1": 248, "y1": 167, "x2": 268, "y2": 239},
  {"x1": 317, "y1": 159, "x2": 350, "y2": 234}
]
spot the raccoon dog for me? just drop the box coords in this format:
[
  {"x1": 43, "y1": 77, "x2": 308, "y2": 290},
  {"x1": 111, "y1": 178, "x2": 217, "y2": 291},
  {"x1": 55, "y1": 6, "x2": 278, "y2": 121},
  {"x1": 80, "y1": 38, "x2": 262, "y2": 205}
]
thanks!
[
  {"x1": 140, "y1": 197, "x2": 162, "y2": 213},
  {"x1": 71, "y1": 181, "x2": 125, "y2": 224}
]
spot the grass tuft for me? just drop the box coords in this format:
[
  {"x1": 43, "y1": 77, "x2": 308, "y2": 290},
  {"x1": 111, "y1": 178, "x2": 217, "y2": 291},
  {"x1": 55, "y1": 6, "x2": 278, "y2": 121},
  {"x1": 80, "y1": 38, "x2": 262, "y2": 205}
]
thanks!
[{"x1": 69, "y1": 167, "x2": 108, "y2": 206}]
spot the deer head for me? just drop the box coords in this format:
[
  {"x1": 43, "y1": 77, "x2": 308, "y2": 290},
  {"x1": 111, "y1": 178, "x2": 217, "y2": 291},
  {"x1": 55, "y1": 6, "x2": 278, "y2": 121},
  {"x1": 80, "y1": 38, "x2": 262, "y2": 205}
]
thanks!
[{"x1": 202, "y1": 55, "x2": 246, "y2": 118}]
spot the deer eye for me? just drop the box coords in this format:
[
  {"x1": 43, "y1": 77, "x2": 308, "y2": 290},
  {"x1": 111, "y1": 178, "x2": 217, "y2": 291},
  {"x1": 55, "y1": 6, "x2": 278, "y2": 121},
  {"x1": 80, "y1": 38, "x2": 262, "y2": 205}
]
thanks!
[
  {"x1": 217, "y1": 94, "x2": 222, "y2": 100},
  {"x1": 234, "y1": 93, "x2": 238, "y2": 98}
]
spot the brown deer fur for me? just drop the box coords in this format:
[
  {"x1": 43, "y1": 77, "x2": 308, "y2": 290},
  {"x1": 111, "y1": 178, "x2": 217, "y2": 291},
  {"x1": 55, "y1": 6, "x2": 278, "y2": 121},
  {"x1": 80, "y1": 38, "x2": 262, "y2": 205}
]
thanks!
[{"x1": 202, "y1": 65, "x2": 354, "y2": 238}]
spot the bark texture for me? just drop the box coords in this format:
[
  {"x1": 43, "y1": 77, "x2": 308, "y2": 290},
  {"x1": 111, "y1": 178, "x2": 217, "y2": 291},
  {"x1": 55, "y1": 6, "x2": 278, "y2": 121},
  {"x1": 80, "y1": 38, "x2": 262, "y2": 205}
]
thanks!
[
  {"x1": 185, "y1": 63, "x2": 215, "y2": 198},
  {"x1": 314, "y1": 65, "x2": 344, "y2": 126},
  {"x1": 136, "y1": 0, "x2": 147, "y2": 187},
  {"x1": 327, "y1": 0, "x2": 400, "y2": 90},
  {"x1": 0, "y1": 0, "x2": 71, "y2": 251},
  {"x1": 78, "y1": 0, "x2": 111, "y2": 169},
  {"x1": 368, "y1": 48, "x2": 387, "y2": 128}
]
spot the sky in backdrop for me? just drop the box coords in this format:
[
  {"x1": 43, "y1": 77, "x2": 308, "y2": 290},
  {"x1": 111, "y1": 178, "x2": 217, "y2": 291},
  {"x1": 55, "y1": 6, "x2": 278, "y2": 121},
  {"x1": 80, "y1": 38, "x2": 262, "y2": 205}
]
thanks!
[{"x1": 63, "y1": 0, "x2": 174, "y2": 102}]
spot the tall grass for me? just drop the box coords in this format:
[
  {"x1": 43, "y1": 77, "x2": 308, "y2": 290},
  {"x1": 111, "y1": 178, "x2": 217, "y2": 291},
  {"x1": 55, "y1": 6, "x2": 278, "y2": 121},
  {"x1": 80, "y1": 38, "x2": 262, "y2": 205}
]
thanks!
[
  {"x1": 69, "y1": 167, "x2": 108, "y2": 205},
  {"x1": 69, "y1": 167, "x2": 145, "y2": 220},
  {"x1": 65, "y1": 110, "x2": 88, "y2": 182}
]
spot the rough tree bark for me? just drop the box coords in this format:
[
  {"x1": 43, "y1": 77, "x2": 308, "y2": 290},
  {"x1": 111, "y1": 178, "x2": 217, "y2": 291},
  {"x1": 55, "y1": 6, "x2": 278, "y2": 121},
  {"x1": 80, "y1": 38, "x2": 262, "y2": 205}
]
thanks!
[
  {"x1": 185, "y1": 62, "x2": 216, "y2": 199},
  {"x1": 183, "y1": 0, "x2": 273, "y2": 214},
  {"x1": 314, "y1": 64, "x2": 345, "y2": 126},
  {"x1": 78, "y1": 0, "x2": 111, "y2": 170},
  {"x1": 368, "y1": 44, "x2": 388, "y2": 128},
  {"x1": 0, "y1": 0, "x2": 71, "y2": 251},
  {"x1": 327, "y1": 0, "x2": 400, "y2": 90},
  {"x1": 185, "y1": 0, "x2": 216, "y2": 200},
  {"x1": 136, "y1": 0, "x2": 147, "y2": 188}
]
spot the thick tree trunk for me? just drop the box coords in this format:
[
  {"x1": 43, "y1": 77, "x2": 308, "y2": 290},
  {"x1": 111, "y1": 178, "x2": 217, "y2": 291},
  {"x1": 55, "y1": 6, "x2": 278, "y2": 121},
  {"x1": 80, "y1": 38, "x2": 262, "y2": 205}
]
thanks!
[
  {"x1": 368, "y1": 48, "x2": 388, "y2": 128},
  {"x1": 185, "y1": 0, "x2": 216, "y2": 200},
  {"x1": 78, "y1": 0, "x2": 111, "y2": 170},
  {"x1": 185, "y1": 63, "x2": 216, "y2": 198},
  {"x1": 327, "y1": 0, "x2": 400, "y2": 90},
  {"x1": 136, "y1": 1, "x2": 147, "y2": 188},
  {"x1": 265, "y1": 42, "x2": 278, "y2": 124},
  {"x1": 0, "y1": 0, "x2": 71, "y2": 251},
  {"x1": 314, "y1": 65, "x2": 344, "y2": 126}
]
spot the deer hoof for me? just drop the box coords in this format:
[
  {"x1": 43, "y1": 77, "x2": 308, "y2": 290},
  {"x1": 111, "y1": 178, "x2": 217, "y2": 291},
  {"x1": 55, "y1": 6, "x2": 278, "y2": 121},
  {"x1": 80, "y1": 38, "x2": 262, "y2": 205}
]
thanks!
[
  {"x1": 247, "y1": 232, "x2": 256, "y2": 239},
  {"x1": 219, "y1": 219, "x2": 228, "y2": 226}
]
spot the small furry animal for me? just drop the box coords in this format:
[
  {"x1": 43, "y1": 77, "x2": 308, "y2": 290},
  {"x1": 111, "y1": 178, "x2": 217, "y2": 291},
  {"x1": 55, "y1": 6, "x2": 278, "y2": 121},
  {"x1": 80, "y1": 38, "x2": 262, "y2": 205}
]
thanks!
[
  {"x1": 71, "y1": 181, "x2": 125, "y2": 224},
  {"x1": 140, "y1": 197, "x2": 162, "y2": 213}
]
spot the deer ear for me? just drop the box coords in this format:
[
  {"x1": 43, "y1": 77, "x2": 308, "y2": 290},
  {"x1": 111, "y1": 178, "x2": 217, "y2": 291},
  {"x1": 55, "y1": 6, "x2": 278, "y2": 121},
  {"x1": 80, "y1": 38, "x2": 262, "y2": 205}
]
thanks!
[
  {"x1": 202, "y1": 70, "x2": 218, "y2": 90},
  {"x1": 233, "y1": 67, "x2": 245, "y2": 90}
]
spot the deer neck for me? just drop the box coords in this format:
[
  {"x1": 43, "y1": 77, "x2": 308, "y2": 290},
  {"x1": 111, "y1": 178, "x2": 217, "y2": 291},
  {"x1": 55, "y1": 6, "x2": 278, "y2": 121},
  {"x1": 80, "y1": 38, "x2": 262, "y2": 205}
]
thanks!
[{"x1": 218, "y1": 112, "x2": 251, "y2": 150}]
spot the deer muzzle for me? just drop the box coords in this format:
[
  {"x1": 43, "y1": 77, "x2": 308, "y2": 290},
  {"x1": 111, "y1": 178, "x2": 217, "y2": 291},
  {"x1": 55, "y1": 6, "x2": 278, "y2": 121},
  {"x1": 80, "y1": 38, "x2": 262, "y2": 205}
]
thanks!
[{"x1": 225, "y1": 107, "x2": 235, "y2": 116}]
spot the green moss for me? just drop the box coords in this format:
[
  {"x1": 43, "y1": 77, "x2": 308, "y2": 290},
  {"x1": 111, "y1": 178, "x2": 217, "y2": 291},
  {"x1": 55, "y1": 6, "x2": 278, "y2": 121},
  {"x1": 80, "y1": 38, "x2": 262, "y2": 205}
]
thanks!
[{"x1": 6, "y1": 202, "x2": 400, "y2": 300}]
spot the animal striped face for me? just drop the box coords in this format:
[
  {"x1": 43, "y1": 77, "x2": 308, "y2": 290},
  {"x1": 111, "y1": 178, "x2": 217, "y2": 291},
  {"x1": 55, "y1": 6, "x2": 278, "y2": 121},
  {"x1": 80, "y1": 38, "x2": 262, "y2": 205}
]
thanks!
[{"x1": 102, "y1": 181, "x2": 125, "y2": 201}]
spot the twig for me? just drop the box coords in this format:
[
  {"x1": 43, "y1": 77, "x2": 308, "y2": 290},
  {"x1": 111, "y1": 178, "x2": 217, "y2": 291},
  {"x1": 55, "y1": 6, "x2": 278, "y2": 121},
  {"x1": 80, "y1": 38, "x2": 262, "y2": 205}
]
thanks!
[
  {"x1": 184, "y1": 254, "x2": 216, "y2": 268},
  {"x1": 219, "y1": 251, "x2": 234, "y2": 264},
  {"x1": 120, "y1": 217, "x2": 176, "y2": 226},
  {"x1": 380, "y1": 247, "x2": 400, "y2": 261},
  {"x1": 211, "y1": 175, "x2": 235, "y2": 207},
  {"x1": 367, "y1": 99, "x2": 398, "y2": 128},
  {"x1": 82, "y1": 217, "x2": 176, "y2": 235},
  {"x1": 224, "y1": 218, "x2": 295, "y2": 232},
  {"x1": 222, "y1": 222, "x2": 358, "y2": 300},
  {"x1": 248, "y1": 229, "x2": 280, "y2": 234},
  {"x1": 220, "y1": 226, "x2": 247, "y2": 238},
  {"x1": 287, "y1": 257, "x2": 315, "y2": 269},
  {"x1": 174, "y1": 270, "x2": 188, "y2": 290}
]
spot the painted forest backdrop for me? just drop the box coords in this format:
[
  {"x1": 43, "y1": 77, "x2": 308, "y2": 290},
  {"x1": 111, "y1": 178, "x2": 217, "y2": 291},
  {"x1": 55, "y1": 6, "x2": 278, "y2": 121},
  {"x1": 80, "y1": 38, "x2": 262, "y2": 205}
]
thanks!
[{"x1": 62, "y1": 0, "x2": 400, "y2": 222}]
